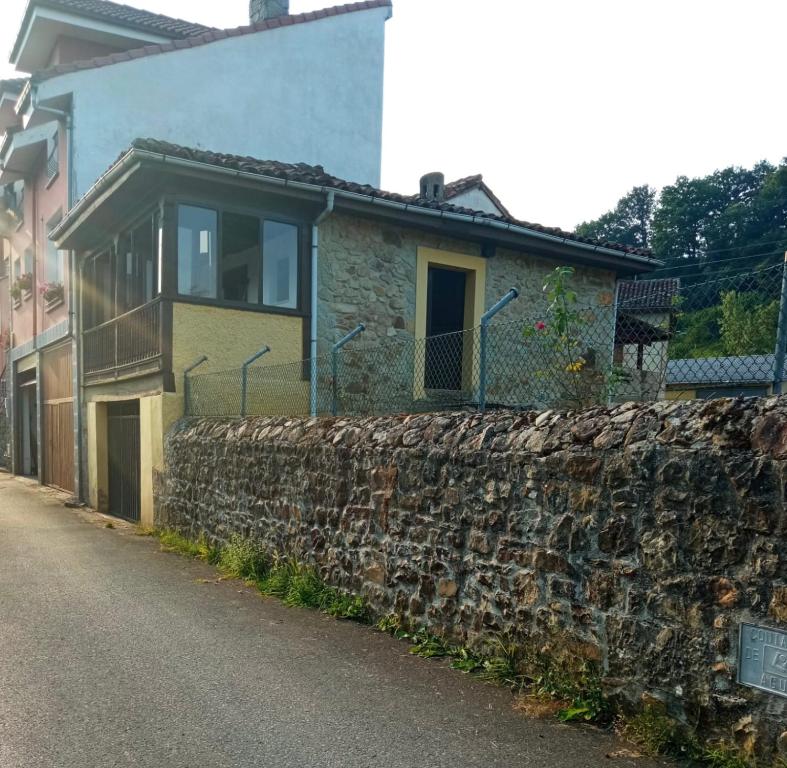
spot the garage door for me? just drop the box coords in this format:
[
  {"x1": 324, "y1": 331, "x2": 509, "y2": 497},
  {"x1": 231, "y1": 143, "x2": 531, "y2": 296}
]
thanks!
[{"x1": 41, "y1": 343, "x2": 74, "y2": 493}]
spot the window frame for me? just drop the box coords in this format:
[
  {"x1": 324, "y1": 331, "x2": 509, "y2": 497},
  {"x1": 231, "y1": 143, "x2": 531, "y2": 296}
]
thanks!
[
  {"x1": 172, "y1": 196, "x2": 307, "y2": 318},
  {"x1": 81, "y1": 206, "x2": 162, "y2": 329},
  {"x1": 45, "y1": 210, "x2": 64, "y2": 285}
]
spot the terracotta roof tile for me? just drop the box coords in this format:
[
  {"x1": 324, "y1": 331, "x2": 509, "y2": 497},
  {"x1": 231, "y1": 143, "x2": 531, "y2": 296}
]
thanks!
[
  {"x1": 618, "y1": 278, "x2": 680, "y2": 311},
  {"x1": 441, "y1": 174, "x2": 513, "y2": 218},
  {"x1": 124, "y1": 138, "x2": 652, "y2": 259},
  {"x1": 33, "y1": 0, "x2": 393, "y2": 83},
  {"x1": 12, "y1": 0, "x2": 217, "y2": 62}
]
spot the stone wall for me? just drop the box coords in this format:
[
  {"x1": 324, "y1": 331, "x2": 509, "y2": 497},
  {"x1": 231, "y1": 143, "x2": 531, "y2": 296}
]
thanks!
[{"x1": 157, "y1": 396, "x2": 787, "y2": 761}]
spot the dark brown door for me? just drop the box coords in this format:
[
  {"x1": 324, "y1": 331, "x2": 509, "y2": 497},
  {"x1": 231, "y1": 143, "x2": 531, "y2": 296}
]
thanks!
[
  {"x1": 108, "y1": 401, "x2": 141, "y2": 522},
  {"x1": 41, "y1": 343, "x2": 74, "y2": 493},
  {"x1": 425, "y1": 266, "x2": 467, "y2": 391}
]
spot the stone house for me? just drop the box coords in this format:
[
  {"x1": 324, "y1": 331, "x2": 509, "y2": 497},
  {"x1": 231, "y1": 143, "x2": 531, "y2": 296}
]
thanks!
[
  {"x1": 0, "y1": 0, "x2": 392, "y2": 496},
  {"x1": 53, "y1": 138, "x2": 657, "y2": 524}
]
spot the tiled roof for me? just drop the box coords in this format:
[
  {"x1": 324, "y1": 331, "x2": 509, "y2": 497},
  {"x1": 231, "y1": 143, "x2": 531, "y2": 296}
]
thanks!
[
  {"x1": 442, "y1": 174, "x2": 513, "y2": 218},
  {"x1": 618, "y1": 278, "x2": 680, "y2": 311},
  {"x1": 125, "y1": 138, "x2": 652, "y2": 259},
  {"x1": 12, "y1": 0, "x2": 216, "y2": 62},
  {"x1": 32, "y1": 0, "x2": 393, "y2": 82}
]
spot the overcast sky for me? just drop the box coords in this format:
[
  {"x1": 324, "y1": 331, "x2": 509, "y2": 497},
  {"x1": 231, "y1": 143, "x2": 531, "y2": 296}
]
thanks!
[{"x1": 0, "y1": 0, "x2": 785, "y2": 230}]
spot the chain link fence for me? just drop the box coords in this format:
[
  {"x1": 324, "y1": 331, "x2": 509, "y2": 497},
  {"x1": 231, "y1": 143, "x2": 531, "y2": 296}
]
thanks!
[{"x1": 185, "y1": 263, "x2": 787, "y2": 418}]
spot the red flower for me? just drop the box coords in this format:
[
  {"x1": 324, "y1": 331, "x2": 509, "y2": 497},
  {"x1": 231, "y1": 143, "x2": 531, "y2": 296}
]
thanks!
[{"x1": 535, "y1": 321, "x2": 546, "y2": 331}]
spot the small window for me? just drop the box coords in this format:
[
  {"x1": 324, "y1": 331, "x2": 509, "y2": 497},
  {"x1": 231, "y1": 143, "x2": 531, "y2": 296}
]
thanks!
[
  {"x1": 45, "y1": 213, "x2": 63, "y2": 284},
  {"x1": 262, "y1": 221, "x2": 298, "y2": 309},
  {"x1": 23, "y1": 248, "x2": 33, "y2": 276},
  {"x1": 178, "y1": 205, "x2": 217, "y2": 299},
  {"x1": 221, "y1": 211, "x2": 260, "y2": 304}
]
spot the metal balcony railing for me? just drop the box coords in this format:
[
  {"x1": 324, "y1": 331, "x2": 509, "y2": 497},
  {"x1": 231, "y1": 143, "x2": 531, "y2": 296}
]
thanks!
[{"x1": 83, "y1": 298, "x2": 163, "y2": 376}]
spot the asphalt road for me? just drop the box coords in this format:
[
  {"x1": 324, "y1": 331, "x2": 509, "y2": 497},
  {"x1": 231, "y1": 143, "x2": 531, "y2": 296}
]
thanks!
[{"x1": 0, "y1": 472, "x2": 662, "y2": 768}]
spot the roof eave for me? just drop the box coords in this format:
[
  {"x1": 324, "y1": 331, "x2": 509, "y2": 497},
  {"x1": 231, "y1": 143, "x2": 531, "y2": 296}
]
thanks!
[{"x1": 54, "y1": 147, "x2": 661, "y2": 274}]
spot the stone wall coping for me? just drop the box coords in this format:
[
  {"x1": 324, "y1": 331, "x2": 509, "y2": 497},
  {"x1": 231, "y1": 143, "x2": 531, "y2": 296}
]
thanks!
[{"x1": 169, "y1": 396, "x2": 787, "y2": 460}]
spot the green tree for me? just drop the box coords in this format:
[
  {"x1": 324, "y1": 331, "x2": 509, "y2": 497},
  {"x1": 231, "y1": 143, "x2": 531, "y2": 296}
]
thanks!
[
  {"x1": 719, "y1": 291, "x2": 779, "y2": 355},
  {"x1": 575, "y1": 185, "x2": 656, "y2": 249},
  {"x1": 651, "y1": 162, "x2": 779, "y2": 276}
]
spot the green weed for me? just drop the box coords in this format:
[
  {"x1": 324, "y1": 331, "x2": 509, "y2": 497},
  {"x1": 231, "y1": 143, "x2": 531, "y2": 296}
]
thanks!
[
  {"x1": 321, "y1": 591, "x2": 368, "y2": 622},
  {"x1": 158, "y1": 530, "x2": 219, "y2": 563},
  {"x1": 622, "y1": 705, "x2": 687, "y2": 757},
  {"x1": 700, "y1": 743, "x2": 755, "y2": 768},
  {"x1": 376, "y1": 614, "x2": 403, "y2": 635},
  {"x1": 104, "y1": 521, "x2": 115, "y2": 529},
  {"x1": 218, "y1": 535, "x2": 268, "y2": 581}
]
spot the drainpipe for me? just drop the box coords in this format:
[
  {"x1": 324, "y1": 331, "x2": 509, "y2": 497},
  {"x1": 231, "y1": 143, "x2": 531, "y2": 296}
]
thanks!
[
  {"x1": 32, "y1": 87, "x2": 81, "y2": 496},
  {"x1": 310, "y1": 190, "x2": 335, "y2": 417}
]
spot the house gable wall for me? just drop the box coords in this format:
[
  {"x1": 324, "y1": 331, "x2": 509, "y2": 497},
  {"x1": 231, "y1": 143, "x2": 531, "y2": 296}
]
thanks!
[{"x1": 37, "y1": 6, "x2": 390, "y2": 199}]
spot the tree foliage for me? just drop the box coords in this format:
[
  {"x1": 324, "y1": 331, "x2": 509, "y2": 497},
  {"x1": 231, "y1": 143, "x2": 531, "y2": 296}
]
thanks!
[
  {"x1": 576, "y1": 185, "x2": 656, "y2": 249},
  {"x1": 575, "y1": 160, "x2": 787, "y2": 280}
]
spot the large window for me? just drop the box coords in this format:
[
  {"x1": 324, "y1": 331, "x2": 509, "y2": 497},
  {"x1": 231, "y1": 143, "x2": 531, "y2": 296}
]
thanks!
[
  {"x1": 221, "y1": 212, "x2": 260, "y2": 304},
  {"x1": 117, "y1": 213, "x2": 159, "y2": 315},
  {"x1": 177, "y1": 205, "x2": 299, "y2": 310},
  {"x1": 178, "y1": 205, "x2": 217, "y2": 299},
  {"x1": 262, "y1": 221, "x2": 298, "y2": 309},
  {"x1": 83, "y1": 209, "x2": 160, "y2": 329}
]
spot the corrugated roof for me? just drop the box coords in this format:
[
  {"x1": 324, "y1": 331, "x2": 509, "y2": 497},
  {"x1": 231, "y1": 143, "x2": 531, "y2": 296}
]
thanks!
[
  {"x1": 11, "y1": 0, "x2": 217, "y2": 62},
  {"x1": 667, "y1": 355, "x2": 785, "y2": 386},
  {"x1": 31, "y1": 0, "x2": 393, "y2": 82}
]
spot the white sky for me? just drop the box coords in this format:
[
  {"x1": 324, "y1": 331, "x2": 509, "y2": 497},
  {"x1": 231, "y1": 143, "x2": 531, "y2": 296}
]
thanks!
[{"x1": 0, "y1": 0, "x2": 785, "y2": 230}]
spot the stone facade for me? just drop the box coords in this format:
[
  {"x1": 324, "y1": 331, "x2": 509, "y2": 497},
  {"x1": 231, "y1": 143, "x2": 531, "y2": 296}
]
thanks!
[
  {"x1": 157, "y1": 396, "x2": 787, "y2": 761},
  {"x1": 316, "y1": 214, "x2": 621, "y2": 413},
  {"x1": 317, "y1": 213, "x2": 616, "y2": 351}
]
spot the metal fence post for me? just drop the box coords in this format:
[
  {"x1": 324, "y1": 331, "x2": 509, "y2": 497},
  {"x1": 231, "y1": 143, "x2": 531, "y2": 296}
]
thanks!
[
  {"x1": 241, "y1": 346, "x2": 271, "y2": 417},
  {"x1": 478, "y1": 288, "x2": 519, "y2": 411},
  {"x1": 772, "y1": 252, "x2": 787, "y2": 395},
  {"x1": 183, "y1": 355, "x2": 208, "y2": 417},
  {"x1": 332, "y1": 324, "x2": 365, "y2": 416}
]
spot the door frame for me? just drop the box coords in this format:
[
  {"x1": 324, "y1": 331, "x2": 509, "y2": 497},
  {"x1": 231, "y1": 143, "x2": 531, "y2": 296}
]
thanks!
[{"x1": 414, "y1": 247, "x2": 486, "y2": 400}]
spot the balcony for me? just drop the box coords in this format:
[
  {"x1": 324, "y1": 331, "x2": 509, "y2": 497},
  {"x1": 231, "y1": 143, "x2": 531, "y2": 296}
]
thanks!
[{"x1": 83, "y1": 298, "x2": 165, "y2": 381}]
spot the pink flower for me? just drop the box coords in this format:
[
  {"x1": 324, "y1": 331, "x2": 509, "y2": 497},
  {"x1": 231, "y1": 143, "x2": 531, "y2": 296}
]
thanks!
[{"x1": 535, "y1": 321, "x2": 546, "y2": 331}]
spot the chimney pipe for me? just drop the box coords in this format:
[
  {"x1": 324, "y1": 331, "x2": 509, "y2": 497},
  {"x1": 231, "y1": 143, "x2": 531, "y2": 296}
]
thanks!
[
  {"x1": 419, "y1": 172, "x2": 445, "y2": 202},
  {"x1": 250, "y1": 0, "x2": 289, "y2": 23}
]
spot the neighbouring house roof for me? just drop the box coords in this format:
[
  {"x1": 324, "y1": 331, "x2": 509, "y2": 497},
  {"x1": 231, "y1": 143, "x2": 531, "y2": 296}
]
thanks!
[
  {"x1": 434, "y1": 174, "x2": 513, "y2": 218},
  {"x1": 666, "y1": 355, "x2": 785, "y2": 386},
  {"x1": 616, "y1": 313, "x2": 671, "y2": 346},
  {"x1": 83, "y1": 138, "x2": 650, "y2": 262},
  {"x1": 27, "y1": 0, "x2": 393, "y2": 83},
  {"x1": 11, "y1": 0, "x2": 217, "y2": 64},
  {"x1": 618, "y1": 278, "x2": 680, "y2": 312}
]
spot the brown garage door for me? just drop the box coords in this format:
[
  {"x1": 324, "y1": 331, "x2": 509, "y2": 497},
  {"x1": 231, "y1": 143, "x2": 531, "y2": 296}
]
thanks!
[{"x1": 41, "y1": 343, "x2": 75, "y2": 493}]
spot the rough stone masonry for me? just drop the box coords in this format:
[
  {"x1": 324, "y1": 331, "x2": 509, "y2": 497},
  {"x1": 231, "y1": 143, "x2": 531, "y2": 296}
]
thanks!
[{"x1": 157, "y1": 396, "x2": 787, "y2": 761}]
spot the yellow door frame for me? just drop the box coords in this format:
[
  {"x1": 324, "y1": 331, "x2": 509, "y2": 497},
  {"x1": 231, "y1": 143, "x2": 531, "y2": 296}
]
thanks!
[{"x1": 414, "y1": 247, "x2": 487, "y2": 400}]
